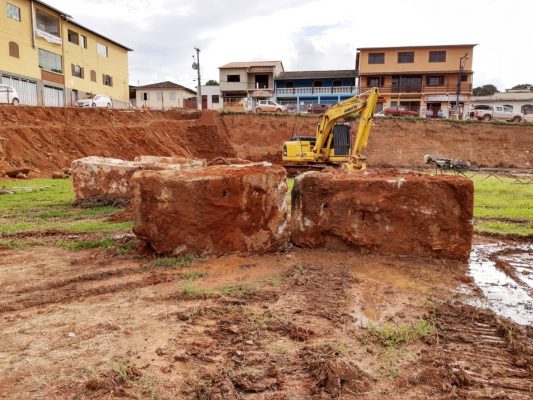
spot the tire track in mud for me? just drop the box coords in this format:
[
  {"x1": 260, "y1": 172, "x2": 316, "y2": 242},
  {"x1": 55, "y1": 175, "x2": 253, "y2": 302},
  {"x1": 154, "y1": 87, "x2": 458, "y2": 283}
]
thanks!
[
  {"x1": 0, "y1": 269, "x2": 175, "y2": 314},
  {"x1": 423, "y1": 303, "x2": 533, "y2": 399}
]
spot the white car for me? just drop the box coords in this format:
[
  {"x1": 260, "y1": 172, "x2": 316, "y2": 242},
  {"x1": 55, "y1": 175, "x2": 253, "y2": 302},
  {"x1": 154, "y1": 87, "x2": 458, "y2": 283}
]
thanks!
[
  {"x1": 255, "y1": 100, "x2": 287, "y2": 113},
  {"x1": 75, "y1": 94, "x2": 113, "y2": 108},
  {"x1": 0, "y1": 84, "x2": 19, "y2": 105}
]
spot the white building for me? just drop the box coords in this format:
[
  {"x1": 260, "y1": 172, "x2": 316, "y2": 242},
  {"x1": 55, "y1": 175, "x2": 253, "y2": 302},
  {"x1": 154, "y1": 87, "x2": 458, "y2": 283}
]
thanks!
[
  {"x1": 200, "y1": 85, "x2": 222, "y2": 110},
  {"x1": 471, "y1": 90, "x2": 533, "y2": 121},
  {"x1": 135, "y1": 81, "x2": 196, "y2": 110}
]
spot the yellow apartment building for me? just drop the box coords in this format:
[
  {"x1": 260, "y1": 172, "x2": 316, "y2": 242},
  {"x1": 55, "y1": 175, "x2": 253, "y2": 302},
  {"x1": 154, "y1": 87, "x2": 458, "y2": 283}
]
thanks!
[
  {"x1": 357, "y1": 44, "x2": 476, "y2": 117},
  {"x1": 0, "y1": 0, "x2": 131, "y2": 107}
]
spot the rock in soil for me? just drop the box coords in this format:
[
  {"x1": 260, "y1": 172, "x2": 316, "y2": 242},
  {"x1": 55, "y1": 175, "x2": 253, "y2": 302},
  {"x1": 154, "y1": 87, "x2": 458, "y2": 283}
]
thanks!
[
  {"x1": 291, "y1": 170, "x2": 474, "y2": 261},
  {"x1": 131, "y1": 162, "x2": 290, "y2": 256},
  {"x1": 6, "y1": 168, "x2": 30, "y2": 179}
]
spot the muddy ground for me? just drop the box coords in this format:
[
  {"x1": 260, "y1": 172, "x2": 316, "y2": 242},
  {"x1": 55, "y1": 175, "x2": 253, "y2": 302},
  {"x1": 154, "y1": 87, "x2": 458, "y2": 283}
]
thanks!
[{"x1": 0, "y1": 237, "x2": 531, "y2": 399}]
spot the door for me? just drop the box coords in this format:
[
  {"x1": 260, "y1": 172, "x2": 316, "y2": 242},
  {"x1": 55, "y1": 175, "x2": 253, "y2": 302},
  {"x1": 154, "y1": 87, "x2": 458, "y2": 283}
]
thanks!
[
  {"x1": 2, "y1": 75, "x2": 38, "y2": 105},
  {"x1": 43, "y1": 86, "x2": 64, "y2": 107},
  {"x1": 201, "y1": 95, "x2": 208, "y2": 110}
]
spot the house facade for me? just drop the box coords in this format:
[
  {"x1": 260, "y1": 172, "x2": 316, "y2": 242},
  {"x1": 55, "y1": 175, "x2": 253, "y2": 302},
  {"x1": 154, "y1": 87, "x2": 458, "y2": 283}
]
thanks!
[
  {"x1": 135, "y1": 81, "x2": 196, "y2": 110},
  {"x1": 471, "y1": 90, "x2": 533, "y2": 122},
  {"x1": 219, "y1": 61, "x2": 284, "y2": 107},
  {"x1": 274, "y1": 70, "x2": 357, "y2": 111},
  {"x1": 200, "y1": 84, "x2": 222, "y2": 110},
  {"x1": 0, "y1": 0, "x2": 131, "y2": 107},
  {"x1": 356, "y1": 44, "x2": 476, "y2": 117}
]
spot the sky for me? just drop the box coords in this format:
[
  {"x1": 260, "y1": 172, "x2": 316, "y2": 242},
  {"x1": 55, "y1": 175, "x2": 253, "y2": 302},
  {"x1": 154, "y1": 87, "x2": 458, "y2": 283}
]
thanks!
[{"x1": 46, "y1": 0, "x2": 532, "y2": 91}]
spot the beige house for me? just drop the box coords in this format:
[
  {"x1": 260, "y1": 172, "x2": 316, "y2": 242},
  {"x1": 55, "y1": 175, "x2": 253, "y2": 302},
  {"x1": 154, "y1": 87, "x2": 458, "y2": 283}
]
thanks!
[
  {"x1": 357, "y1": 44, "x2": 476, "y2": 117},
  {"x1": 219, "y1": 61, "x2": 284, "y2": 107},
  {"x1": 135, "y1": 81, "x2": 196, "y2": 110}
]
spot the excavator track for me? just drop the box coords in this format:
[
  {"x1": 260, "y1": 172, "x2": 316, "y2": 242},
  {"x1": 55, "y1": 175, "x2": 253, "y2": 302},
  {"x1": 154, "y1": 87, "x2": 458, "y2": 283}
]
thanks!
[{"x1": 282, "y1": 163, "x2": 340, "y2": 177}]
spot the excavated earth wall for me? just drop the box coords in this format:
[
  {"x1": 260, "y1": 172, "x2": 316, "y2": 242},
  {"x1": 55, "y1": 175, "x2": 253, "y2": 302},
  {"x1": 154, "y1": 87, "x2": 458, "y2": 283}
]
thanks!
[
  {"x1": 1, "y1": 107, "x2": 532, "y2": 177},
  {"x1": 291, "y1": 170, "x2": 474, "y2": 261}
]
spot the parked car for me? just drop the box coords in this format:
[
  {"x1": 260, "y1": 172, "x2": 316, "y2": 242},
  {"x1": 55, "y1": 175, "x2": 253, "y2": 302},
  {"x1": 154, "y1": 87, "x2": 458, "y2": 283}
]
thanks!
[
  {"x1": 307, "y1": 103, "x2": 330, "y2": 114},
  {"x1": 0, "y1": 84, "x2": 19, "y2": 105},
  {"x1": 470, "y1": 105, "x2": 523, "y2": 123},
  {"x1": 255, "y1": 100, "x2": 287, "y2": 113},
  {"x1": 382, "y1": 107, "x2": 419, "y2": 117},
  {"x1": 75, "y1": 94, "x2": 113, "y2": 108}
]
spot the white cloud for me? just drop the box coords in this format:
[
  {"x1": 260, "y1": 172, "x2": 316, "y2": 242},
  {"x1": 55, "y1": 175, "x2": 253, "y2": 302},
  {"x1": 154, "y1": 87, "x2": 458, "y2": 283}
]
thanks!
[{"x1": 46, "y1": 0, "x2": 533, "y2": 90}]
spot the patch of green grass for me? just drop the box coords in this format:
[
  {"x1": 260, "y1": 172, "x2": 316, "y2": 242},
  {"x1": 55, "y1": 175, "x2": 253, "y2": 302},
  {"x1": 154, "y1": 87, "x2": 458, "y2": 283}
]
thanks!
[
  {"x1": 58, "y1": 238, "x2": 115, "y2": 251},
  {"x1": 182, "y1": 283, "x2": 216, "y2": 297},
  {"x1": 322, "y1": 340, "x2": 348, "y2": 357},
  {"x1": 476, "y1": 221, "x2": 533, "y2": 237},
  {"x1": 144, "y1": 254, "x2": 197, "y2": 269},
  {"x1": 0, "y1": 179, "x2": 73, "y2": 214},
  {"x1": 366, "y1": 319, "x2": 435, "y2": 348},
  {"x1": 265, "y1": 274, "x2": 283, "y2": 287},
  {"x1": 220, "y1": 283, "x2": 257, "y2": 297},
  {"x1": 180, "y1": 269, "x2": 205, "y2": 281},
  {"x1": 0, "y1": 240, "x2": 28, "y2": 249},
  {"x1": 65, "y1": 221, "x2": 132, "y2": 233}
]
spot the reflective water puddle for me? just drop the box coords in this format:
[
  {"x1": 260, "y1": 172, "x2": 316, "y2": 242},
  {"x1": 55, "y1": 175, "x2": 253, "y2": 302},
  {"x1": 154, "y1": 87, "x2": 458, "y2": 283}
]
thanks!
[{"x1": 468, "y1": 243, "x2": 533, "y2": 326}]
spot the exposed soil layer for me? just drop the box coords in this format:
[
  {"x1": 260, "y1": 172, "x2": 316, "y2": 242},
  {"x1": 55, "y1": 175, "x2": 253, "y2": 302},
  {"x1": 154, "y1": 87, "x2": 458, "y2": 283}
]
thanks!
[
  {"x1": 292, "y1": 170, "x2": 474, "y2": 260},
  {"x1": 1, "y1": 107, "x2": 532, "y2": 176},
  {"x1": 131, "y1": 163, "x2": 289, "y2": 255},
  {"x1": 0, "y1": 244, "x2": 531, "y2": 399}
]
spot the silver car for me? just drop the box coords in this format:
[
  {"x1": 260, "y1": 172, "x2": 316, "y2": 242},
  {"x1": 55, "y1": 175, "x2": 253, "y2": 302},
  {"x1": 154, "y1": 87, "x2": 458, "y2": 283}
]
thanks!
[
  {"x1": 0, "y1": 84, "x2": 19, "y2": 105},
  {"x1": 75, "y1": 94, "x2": 113, "y2": 108}
]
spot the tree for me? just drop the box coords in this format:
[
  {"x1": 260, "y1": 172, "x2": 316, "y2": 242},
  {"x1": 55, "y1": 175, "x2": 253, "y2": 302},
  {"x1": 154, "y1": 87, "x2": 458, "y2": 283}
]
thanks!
[
  {"x1": 511, "y1": 83, "x2": 532, "y2": 91},
  {"x1": 472, "y1": 84, "x2": 499, "y2": 96},
  {"x1": 205, "y1": 80, "x2": 219, "y2": 86}
]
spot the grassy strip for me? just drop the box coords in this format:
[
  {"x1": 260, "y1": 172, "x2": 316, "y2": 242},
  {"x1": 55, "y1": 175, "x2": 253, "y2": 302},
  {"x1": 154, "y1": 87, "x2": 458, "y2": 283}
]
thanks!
[
  {"x1": 57, "y1": 238, "x2": 115, "y2": 251},
  {"x1": 367, "y1": 319, "x2": 435, "y2": 348},
  {"x1": 144, "y1": 254, "x2": 199, "y2": 269}
]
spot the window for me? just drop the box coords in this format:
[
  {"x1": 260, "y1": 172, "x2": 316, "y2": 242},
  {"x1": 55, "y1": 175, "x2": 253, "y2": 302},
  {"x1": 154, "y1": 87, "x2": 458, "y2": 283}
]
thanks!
[
  {"x1": 169, "y1": 91, "x2": 177, "y2": 101},
  {"x1": 36, "y1": 9, "x2": 59, "y2": 36},
  {"x1": 367, "y1": 76, "x2": 383, "y2": 87},
  {"x1": 90, "y1": 70, "x2": 96, "y2": 82},
  {"x1": 103, "y1": 74, "x2": 113, "y2": 86},
  {"x1": 503, "y1": 105, "x2": 513, "y2": 112},
  {"x1": 97, "y1": 43, "x2": 108, "y2": 57},
  {"x1": 332, "y1": 80, "x2": 342, "y2": 87},
  {"x1": 212, "y1": 95, "x2": 219, "y2": 104},
  {"x1": 156, "y1": 92, "x2": 163, "y2": 101},
  {"x1": 285, "y1": 81, "x2": 294, "y2": 89},
  {"x1": 461, "y1": 74, "x2": 468, "y2": 82},
  {"x1": 71, "y1": 64, "x2": 84, "y2": 78},
  {"x1": 7, "y1": 3, "x2": 20, "y2": 21},
  {"x1": 227, "y1": 75, "x2": 240, "y2": 82},
  {"x1": 426, "y1": 76, "x2": 444, "y2": 86},
  {"x1": 521, "y1": 104, "x2": 533, "y2": 114},
  {"x1": 68, "y1": 30, "x2": 79, "y2": 45},
  {"x1": 8, "y1": 41, "x2": 19, "y2": 58},
  {"x1": 142, "y1": 92, "x2": 149, "y2": 101},
  {"x1": 429, "y1": 50, "x2": 446, "y2": 62},
  {"x1": 368, "y1": 53, "x2": 384, "y2": 64},
  {"x1": 398, "y1": 52, "x2": 414, "y2": 63},
  {"x1": 313, "y1": 81, "x2": 323, "y2": 87},
  {"x1": 255, "y1": 74, "x2": 269, "y2": 89},
  {"x1": 38, "y1": 49, "x2": 62, "y2": 73},
  {"x1": 80, "y1": 35, "x2": 88, "y2": 49}
]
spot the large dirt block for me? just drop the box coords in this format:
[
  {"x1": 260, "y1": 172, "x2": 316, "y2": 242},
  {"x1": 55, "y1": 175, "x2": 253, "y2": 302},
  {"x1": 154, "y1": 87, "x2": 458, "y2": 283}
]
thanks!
[
  {"x1": 133, "y1": 156, "x2": 206, "y2": 168},
  {"x1": 291, "y1": 171, "x2": 474, "y2": 261},
  {"x1": 131, "y1": 163, "x2": 289, "y2": 256},
  {"x1": 71, "y1": 156, "x2": 205, "y2": 205}
]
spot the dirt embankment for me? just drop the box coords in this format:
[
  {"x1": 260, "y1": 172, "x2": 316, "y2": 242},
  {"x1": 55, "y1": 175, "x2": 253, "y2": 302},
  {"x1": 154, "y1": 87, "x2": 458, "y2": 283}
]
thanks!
[{"x1": 1, "y1": 107, "x2": 532, "y2": 175}]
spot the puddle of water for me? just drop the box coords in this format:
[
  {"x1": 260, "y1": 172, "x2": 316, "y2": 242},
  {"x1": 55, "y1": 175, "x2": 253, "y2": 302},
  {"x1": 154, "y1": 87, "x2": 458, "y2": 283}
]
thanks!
[{"x1": 468, "y1": 243, "x2": 533, "y2": 326}]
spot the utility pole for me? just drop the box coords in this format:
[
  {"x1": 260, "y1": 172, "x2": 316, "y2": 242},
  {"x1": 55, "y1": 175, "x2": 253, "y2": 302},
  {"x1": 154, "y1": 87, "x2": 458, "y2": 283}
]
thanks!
[
  {"x1": 456, "y1": 53, "x2": 469, "y2": 120},
  {"x1": 193, "y1": 47, "x2": 201, "y2": 110}
]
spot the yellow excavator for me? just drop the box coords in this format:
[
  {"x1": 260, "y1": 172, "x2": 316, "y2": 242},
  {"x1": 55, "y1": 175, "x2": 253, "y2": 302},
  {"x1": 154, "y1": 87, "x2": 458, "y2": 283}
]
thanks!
[{"x1": 282, "y1": 88, "x2": 379, "y2": 173}]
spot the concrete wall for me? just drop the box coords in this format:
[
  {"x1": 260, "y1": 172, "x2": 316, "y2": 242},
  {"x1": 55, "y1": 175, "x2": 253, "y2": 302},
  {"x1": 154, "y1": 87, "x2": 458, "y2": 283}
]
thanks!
[
  {"x1": 219, "y1": 68, "x2": 248, "y2": 93},
  {"x1": 201, "y1": 85, "x2": 222, "y2": 110}
]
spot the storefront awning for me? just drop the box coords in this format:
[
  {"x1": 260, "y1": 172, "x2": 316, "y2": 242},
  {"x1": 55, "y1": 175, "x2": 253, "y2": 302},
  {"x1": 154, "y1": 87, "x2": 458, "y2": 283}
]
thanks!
[{"x1": 425, "y1": 95, "x2": 467, "y2": 102}]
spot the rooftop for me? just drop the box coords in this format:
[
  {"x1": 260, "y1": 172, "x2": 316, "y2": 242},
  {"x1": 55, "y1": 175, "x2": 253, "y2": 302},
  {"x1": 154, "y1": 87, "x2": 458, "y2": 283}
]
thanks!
[
  {"x1": 357, "y1": 44, "x2": 478, "y2": 51},
  {"x1": 35, "y1": 0, "x2": 133, "y2": 51},
  {"x1": 219, "y1": 61, "x2": 284, "y2": 69},
  {"x1": 277, "y1": 70, "x2": 356, "y2": 80},
  {"x1": 136, "y1": 81, "x2": 196, "y2": 94}
]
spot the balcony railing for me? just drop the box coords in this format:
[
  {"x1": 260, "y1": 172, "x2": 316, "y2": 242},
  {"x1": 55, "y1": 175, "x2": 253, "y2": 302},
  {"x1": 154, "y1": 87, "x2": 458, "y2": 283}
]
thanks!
[
  {"x1": 359, "y1": 83, "x2": 472, "y2": 94},
  {"x1": 276, "y1": 86, "x2": 357, "y2": 95}
]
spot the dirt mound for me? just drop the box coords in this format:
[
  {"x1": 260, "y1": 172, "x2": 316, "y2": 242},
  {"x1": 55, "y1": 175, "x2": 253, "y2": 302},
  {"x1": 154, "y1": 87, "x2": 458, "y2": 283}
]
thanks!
[{"x1": 1, "y1": 107, "x2": 532, "y2": 176}]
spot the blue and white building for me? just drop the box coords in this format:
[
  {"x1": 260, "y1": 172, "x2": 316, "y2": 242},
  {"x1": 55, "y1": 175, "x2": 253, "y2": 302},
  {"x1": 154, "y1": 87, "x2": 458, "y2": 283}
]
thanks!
[{"x1": 274, "y1": 70, "x2": 357, "y2": 111}]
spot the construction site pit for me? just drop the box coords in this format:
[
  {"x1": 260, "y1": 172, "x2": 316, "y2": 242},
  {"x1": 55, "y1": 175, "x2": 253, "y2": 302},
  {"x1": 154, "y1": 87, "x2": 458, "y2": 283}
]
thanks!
[{"x1": 0, "y1": 107, "x2": 532, "y2": 399}]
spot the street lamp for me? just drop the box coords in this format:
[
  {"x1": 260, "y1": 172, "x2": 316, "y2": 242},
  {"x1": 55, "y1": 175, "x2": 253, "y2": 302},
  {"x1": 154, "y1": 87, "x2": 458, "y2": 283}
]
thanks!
[{"x1": 455, "y1": 53, "x2": 469, "y2": 119}]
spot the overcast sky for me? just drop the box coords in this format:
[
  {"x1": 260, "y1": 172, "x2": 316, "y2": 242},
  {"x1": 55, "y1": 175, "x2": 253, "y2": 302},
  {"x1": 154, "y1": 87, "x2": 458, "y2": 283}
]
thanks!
[{"x1": 47, "y1": 0, "x2": 531, "y2": 91}]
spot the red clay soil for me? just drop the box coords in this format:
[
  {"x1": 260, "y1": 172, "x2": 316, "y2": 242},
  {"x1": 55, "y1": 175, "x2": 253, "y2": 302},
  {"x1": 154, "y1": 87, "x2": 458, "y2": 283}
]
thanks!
[
  {"x1": 131, "y1": 163, "x2": 289, "y2": 255},
  {"x1": 291, "y1": 170, "x2": 474, "y2": 261},
  {"x1": 1, "y1": 107, "x2": 532, "y2": 177}
]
